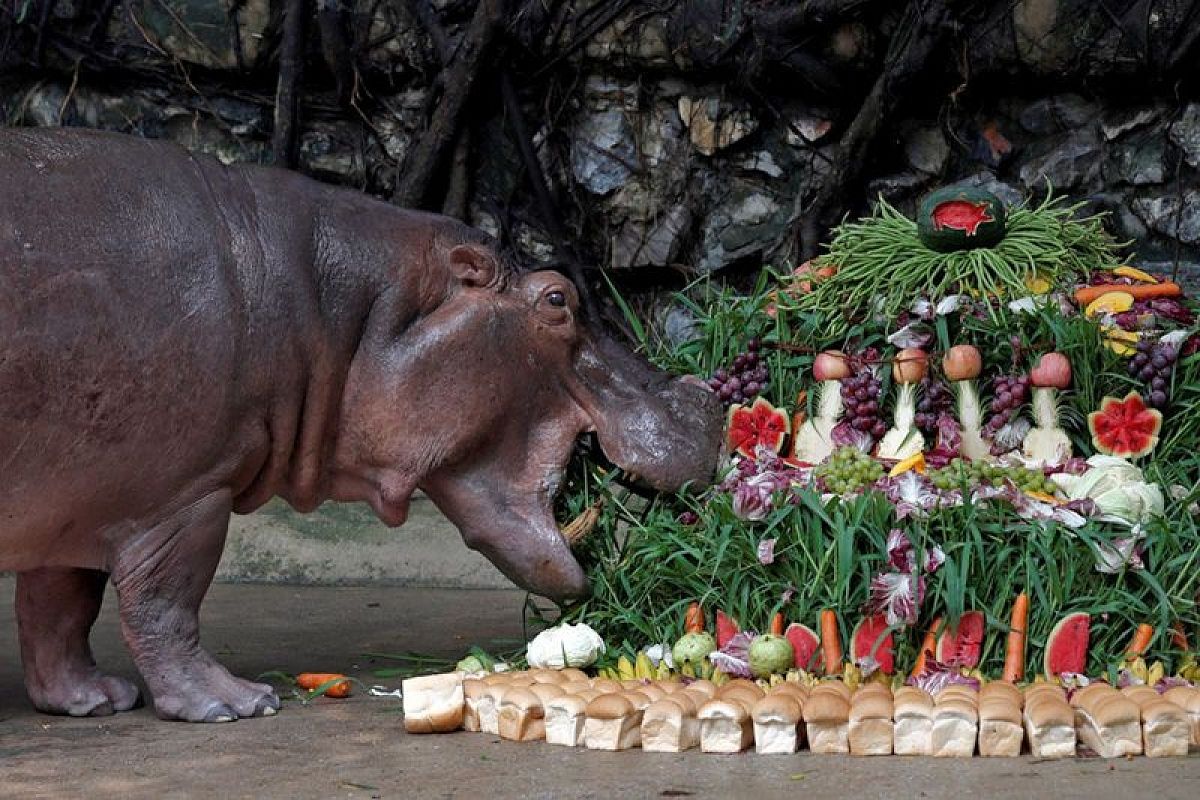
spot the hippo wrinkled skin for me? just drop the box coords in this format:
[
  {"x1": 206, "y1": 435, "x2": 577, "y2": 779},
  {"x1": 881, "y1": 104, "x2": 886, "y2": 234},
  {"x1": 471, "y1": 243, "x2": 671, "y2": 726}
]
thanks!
[{"x1": 0, "y1": 128, "x2": 722, "y2": 722}]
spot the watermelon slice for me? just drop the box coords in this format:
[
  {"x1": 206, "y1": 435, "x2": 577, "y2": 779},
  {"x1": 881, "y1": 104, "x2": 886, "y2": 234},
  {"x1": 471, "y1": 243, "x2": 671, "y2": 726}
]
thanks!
[
  {"x1": 1088, "y1": 392, "x2": 1162, "y2": 458},
  {"x1": 725, "y1": 397, "x2": 790, "y2": 459},
  {"x1": 716, "y1": 610, "x2": 740, "y2": 649},
  {"x1": 785, "y1": 622, "x2": 821, "y2": 671},
  {"x1": 850, "y1": 614, "x2": 895, "y2": 674},
  {"x1": 935, "y1": 610, "x2": 985, "y2": 668},
  {"x1": 1044, "y1": 612, "x2": 1090, "y2": 677}
]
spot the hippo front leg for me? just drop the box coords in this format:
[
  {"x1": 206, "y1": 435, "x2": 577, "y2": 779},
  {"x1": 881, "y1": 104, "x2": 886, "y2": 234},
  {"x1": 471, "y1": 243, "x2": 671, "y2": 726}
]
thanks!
[
  {"x1": 16, "y1": 567, "x2": 141, "y2": 716},
  {"x1": 111, "y1": 490, "x2": 280, "y2": 722}
]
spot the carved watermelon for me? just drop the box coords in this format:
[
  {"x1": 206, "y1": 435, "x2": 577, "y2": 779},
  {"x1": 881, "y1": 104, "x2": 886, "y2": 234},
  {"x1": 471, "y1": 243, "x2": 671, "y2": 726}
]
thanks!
[
  {"x1": 917, "y1": 187, "x2": 1007, "y2": 252},
  {"x1": 785, "y1": 622, "x2": 821, "y2": 671},
  {"x1": 715, "y1": 610, "x2": 740, "y2": 649},
  {"x1": 725, "y1": 397, "x2": 790, "y2": 458},
  {"x1": 1044, "y1": 612, "x2": 1090, "y2": 676},
  {"x1": 850, "y1": 614, "x2": 895, "y2": 674},
  {"x1": 1088, "y1": 391, "x2": 1162, "y2": 458},
  {"x1": 935, "y1": 609, "x2": 985, "y2": 668}
]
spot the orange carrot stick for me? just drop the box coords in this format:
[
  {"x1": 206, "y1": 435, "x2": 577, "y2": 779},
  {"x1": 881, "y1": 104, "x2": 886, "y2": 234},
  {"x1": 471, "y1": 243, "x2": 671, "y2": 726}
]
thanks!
[
  {"x1": 1170, "y1": 621, "x2": 1190, "y2": 652},
  {"x1": 296, "y1": 672, "x2": 352, "y2": 698},
  {"x1": 770, "y1": 612, "x2": 784, "y2": 637},
  {"x1": 685, "y1": 602, "x2": 704, "y2": 634},
  {"x1": 1125, "y1": 623, "x2": 1155, "y2": 658},
  {"x1": 911, "y1": 617, "x2": 943, "y2": 678},
  {"x1": 820, "y1": 609, "x2": 842, "y2": 676},
  {"x1": 1002, "y1": 593, "x2": 1029, "y2": 683},
  {"x1": 1074, "y1": 281, "x2": 1182, "y2": 307}
]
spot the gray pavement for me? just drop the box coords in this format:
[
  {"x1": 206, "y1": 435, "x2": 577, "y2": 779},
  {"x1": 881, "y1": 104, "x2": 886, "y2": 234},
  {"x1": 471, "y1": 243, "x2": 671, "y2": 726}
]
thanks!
[{"x1": 1, "y1": 577, "x2": 1198, "y2": 800}]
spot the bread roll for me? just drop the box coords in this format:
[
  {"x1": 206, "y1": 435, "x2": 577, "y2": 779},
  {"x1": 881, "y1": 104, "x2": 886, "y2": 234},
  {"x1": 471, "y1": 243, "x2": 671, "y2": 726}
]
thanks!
[
  {"x1": 1162, "y1": 685, "x2": 1200, "y2": 747},
  {"x1": 559, "y1": 668, "x2": 590, "y2": 683},
  {"x1": 698, "y1": 698, "x2": 754, "y2": 753},
  {"x1": 931, "y1": 697, "x2": 977, "y2": 757},
  {"x1": 1122, "y1": 686, "x2": 1190, "y2": 757},
  {"x1": 642, "y1": 696, "x2": 701, "y2": 753},
  {"x1": 497, "y1": 687, "x2": 545, "y2": 741},
  {"x1": 849, "y1": 692, "x2": 893, "y2": 756},
  {"x1": 770, "y1": 683, "x2": 810, "y2": 703},
  {"x1": 529, "y1": 683, "x2": 566, "y2": 705},
  {"x1": 980, "y1": 681, "x2": 1023, "y2": 708},
  {"x1": 531, "y1": 669, "x2": 568, "y2": 685},
  {"x1": 978, "y1": 692, "x2": 1023, "y2": 757},
  {"x1": 583, "y1": 694, "x2": 642, "y2": 751},
  {"x1": 462, "y1": 678, "x2": 488, "y2": 733},
  {"x1": 1072, "y1": 684, "x2": 1142, "y2": 758},
  {"x1": 481, "y1": 672, "x2": 511, "y2": 686},
  {"x1": 751, "y1": 694, "x2": 803, "y2": 755},
  {"x1": 1022, "y1": 687, "x2": 1076, "y2": 758},
  {"x1": 893, "y1": 686, "x2": 934, "y2": 756},
  {"x1": 544, "y1": 694, "x2": 588, "y2": 746},
  {"x1": 658, "y1": 680, "x2": 684, "y2": 694},
  {"x1": 639, "y1": 684, "x2": 667, "y2": 702},
  {"x1": 719, "y1": 685, "x2": 765, "y2": 711},
  {"x1": 592, "y1": 678, "x2": 623, "y2": 694},
  {"x1": 935, "y1": 685, "x2": 979, "y2": 706},
  {"x1": 802, "y1": 689, "x2": 850, "y2": 754},
  {"x1": 814, "y1": 680, "x2": 852, "y2": 702},
  {"x1": 402, "y1": 672, "x2": 465, "y2": 734},
  {"x1": 685, "y1": 679, "x2": 718, "y2": 698}
]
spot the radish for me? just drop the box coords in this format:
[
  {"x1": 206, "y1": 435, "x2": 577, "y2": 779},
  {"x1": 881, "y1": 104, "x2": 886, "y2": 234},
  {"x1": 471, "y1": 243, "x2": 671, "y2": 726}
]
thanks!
[
  {"x1": 1023, "y1": 352, "x2": 1073, "y2": 466},
  {"x1": 877, "y1": 348, "x2": 927, "y2": 460},
  {"x1": 791, "y1": 351, "x2": 849, "y2": 464},
  {"x1": 943, "y1": 344, "x2": 990, "y2": 461}
]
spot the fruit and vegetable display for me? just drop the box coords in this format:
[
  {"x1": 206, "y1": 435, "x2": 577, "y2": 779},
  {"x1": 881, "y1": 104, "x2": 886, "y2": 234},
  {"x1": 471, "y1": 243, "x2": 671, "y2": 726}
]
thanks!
[{"x1": 407, "y1": 188, "x2": 1198, "y2": 759}]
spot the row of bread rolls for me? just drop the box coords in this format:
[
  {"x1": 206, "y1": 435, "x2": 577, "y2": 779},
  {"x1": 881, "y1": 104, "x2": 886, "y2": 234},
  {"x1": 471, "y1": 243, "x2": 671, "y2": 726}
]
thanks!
[{"x1": 411, "y1": 669, "x2": 1199, "y2": 758}]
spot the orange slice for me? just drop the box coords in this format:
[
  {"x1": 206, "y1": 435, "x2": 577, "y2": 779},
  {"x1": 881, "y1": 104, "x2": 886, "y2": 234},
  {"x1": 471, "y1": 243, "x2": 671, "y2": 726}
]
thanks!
[{"x1": 888, "y1": 452, "x2": 926, "y2": 477}]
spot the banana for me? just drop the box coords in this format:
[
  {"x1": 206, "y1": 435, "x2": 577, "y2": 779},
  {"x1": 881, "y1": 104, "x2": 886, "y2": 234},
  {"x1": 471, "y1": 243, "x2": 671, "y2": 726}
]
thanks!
[
  {"x1": 680, "y1": 661, "x2": 696, "y2": 679},
  {"x1": 634, "y1": 652, "x2": 654, "y2": 681},
  {"x1": 756, "y1": 678, "x2": 771, "y2": 692},
  {"x1": 711, "y1": 669, "x2": 730, "y2": 687},
  {"x1": 785, "y1": 669, "x2": 802, "y2": 683},
  {"x1": 1147, "y1": 660, "x2": 1165, "y2": 686},
  {"x1": 699, "y1": 659, "x2": 714, "y2": 680},
  {"x1": 598, "y1": 666, "x2": 615, "y2": 680},
  {"x1": 655, "y1": 661, "x2": 673, "y2": 681},
  {"x1": 616, "y1": 655, "x2": 636, "y2": 681},
  {"x1": 769, "y1": 673, "x2": 784, "y2": 688},
  {"x1": 842, "y1": 663, "x2": 862, "y2": 692}
]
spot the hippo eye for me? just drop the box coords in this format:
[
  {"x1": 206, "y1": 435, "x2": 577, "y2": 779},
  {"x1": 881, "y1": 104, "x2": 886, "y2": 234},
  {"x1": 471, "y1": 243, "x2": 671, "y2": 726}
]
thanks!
[{"x1": 547, "y1": 291, "x2": 567, "y2": 308}]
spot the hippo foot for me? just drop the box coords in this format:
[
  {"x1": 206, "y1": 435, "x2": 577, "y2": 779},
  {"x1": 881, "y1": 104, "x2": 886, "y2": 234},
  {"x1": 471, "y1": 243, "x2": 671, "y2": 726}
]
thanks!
[
  {"x1": 151, "y1": 661, "x2": 280, "y2": 723},
  {"x1": 29, "y1": 670, "x2": 142, "y2": 717}
]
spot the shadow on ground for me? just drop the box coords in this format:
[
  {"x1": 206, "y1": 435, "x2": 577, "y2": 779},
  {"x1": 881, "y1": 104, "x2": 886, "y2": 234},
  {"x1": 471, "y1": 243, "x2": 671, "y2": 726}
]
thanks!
[{"x1": 1, "y1": 577, "x2": 1198, "y2": 800}]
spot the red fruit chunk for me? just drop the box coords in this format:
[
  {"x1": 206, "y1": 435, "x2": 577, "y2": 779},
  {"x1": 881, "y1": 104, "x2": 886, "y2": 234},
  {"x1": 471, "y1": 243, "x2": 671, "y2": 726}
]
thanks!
[
  {"x1": 725, "y1": 397, "x2": 790, "y2": 459},
  {"x1": 785, "y1": 622, "x2": 822, "y2": 672},
  {"x1": 935, "y1": 610, "x2": 985, "y2": 669},
  {"x1": 1087, "y1": 391, "x2": 1162, "y2": 458},
  {"x1": 715, "y1": 610, "x2": 740, "y2": 649},
  {"x1": 1044, "y1": 612, "x2": 1090, "y2": 676},
  {"x1": 850, "y1": 614, "x2": 895, "y2": 674}
]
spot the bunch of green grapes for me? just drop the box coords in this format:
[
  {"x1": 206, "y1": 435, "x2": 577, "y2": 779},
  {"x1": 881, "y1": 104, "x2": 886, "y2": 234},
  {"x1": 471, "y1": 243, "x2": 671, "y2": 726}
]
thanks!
[
  {"x1": 815, "y1": 447, "x2": 885, "y2": 494},
  {"x1": 928, "y1": 458, "x2": 1058, "y2": 495}
]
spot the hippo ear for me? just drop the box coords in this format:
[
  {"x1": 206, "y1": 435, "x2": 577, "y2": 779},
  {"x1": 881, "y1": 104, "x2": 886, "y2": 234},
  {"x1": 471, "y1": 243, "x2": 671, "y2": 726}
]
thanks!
[{"x1": 448, "y1": 244, "x2": 498, "y2": 288}]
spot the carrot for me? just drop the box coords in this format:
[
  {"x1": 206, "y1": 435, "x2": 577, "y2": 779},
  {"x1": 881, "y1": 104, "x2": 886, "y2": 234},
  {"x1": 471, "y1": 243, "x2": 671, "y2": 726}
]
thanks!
[
  {"x1": 1074, "y1": 281, "x2": 1182, "y2": 307},
  {"x1": 296, "y1": 672, "x2": 352, "y2": 698},
  {"x1": 1170, "y1": 621, "x2": 1190, "y2": 651},
  {"x1": 911, "y1": 617, "x2": 943, "y2": 678},
  {"x1": 770, "y1": 612, "x2": 784, "y2": 637},
  {"x1": 1001, "y1": 593, "x2": 1029, "y2": 683},
  {"x1": 684, "y1": 602, "x2": 704, "y2": 634},
  {"x1": 820, "y1": 609, "x2": 842, "y2": 676},
  {"x1": 1125, "y1": 623, "x2": 1155, "y2": 658}
]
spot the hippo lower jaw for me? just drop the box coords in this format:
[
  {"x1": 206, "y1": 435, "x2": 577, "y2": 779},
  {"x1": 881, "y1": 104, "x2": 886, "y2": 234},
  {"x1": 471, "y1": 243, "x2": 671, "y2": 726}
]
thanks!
[{"x1": 421, "y1": 471, "x2": 590, "y2": 602}]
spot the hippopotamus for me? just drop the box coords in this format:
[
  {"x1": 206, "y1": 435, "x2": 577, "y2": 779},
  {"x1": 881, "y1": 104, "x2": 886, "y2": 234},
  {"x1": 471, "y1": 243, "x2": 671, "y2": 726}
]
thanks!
[{"x1": 0, "y1": 127, "x2": 722, "y2": 722}]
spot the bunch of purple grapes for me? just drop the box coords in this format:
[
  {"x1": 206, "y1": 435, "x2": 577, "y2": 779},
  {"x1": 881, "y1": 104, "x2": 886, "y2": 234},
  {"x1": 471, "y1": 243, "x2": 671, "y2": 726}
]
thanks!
[
  {"x1": 708, "y1": 338, "x2": 770, "y2": 405},
  {"x1": 914, "y1": 377, "x2": 953, "y2": 434},
  {"x1": 983, "y1": 373, "x2": 1029, "y2": 437},
  {"x1": 841, "y1": 366, "x2": 887, "y2": 440},
  {"x1": 1129, "y1": 339, "x2": 1178, "y2": 409}
]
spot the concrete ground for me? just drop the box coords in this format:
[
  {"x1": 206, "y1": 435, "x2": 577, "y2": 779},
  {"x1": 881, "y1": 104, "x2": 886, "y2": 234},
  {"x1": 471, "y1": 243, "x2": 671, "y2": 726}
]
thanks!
[{"x1": 1, "y1": 578, "x2": 1198, "y2": 800}]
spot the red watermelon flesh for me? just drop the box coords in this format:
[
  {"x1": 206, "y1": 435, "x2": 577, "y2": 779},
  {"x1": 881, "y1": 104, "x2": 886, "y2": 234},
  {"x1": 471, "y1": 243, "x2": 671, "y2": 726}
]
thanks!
[
  {"x1": 935, "y1": 610, "x2": 985, "y2": 668},
  {"x1": 725, "y1": 397, "x2": 790, "y2": 459},
  {"x1": 785, "y1": 622, "x2": 821, "y2": 671},
  {"x1": 1044, "y1": 612, "x2": 1090, "y2": 676},
  {"x1": 716, "y1": 610, "x2": 740, "y2": 649},
  {"x1": 850, "y1": 614, "x2": 895, "y2": 674},
  {"x1": 932, "y1": 200, "x2": 994, "y2": 235}
]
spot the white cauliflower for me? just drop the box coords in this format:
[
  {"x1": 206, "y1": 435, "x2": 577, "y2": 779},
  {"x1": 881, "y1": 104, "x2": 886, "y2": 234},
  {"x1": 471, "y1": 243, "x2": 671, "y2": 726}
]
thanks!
[{"x1": 525, "y1": 623, "x2": 606, "y2": 669}]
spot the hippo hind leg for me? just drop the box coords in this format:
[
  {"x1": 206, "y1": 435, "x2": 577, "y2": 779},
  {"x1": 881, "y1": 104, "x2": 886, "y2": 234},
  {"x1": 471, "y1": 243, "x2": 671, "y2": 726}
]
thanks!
[
  {"x1": 111, "y1": 489, "x2": 280, "y2": 722},
  {"x1": 16, "y1": 567, "x2": 142, "y2": 716}
]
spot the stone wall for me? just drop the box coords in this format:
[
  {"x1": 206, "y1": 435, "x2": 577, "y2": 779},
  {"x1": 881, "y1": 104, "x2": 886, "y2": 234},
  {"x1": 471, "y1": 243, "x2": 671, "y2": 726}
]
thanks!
[{"x1": 3, "y1": 1, "x2": 1198, "y2": 287}]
